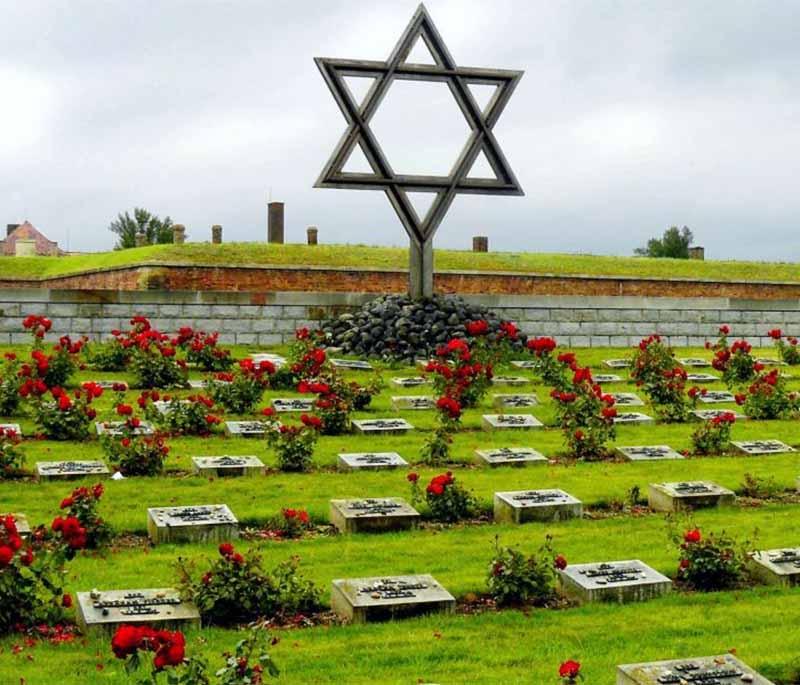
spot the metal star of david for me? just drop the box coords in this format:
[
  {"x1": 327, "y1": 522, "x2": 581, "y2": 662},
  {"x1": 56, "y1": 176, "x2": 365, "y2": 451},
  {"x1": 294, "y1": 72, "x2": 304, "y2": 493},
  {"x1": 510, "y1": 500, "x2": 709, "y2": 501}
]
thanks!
[{"x1": 314, "y1": 3, "x2": 524, "y2": 253}]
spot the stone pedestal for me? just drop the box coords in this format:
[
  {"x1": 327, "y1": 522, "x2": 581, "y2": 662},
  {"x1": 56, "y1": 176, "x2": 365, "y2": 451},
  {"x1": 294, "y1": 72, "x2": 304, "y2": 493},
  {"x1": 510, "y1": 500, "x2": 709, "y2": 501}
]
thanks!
[
  {"x1": 172, "y1": 224, "x2": 186, "y2": 245},
  {"x1": 688, "y1": 246, "x2": 705, "y2": 260},
  {"x1": 732, "y1": 439, "x2": 795, "y2": 455},
  {"x1": 307, "y1": 226, "x2": 318, "y2": 245},
  {"x1": 475, "y1": 447, "x2": 548, "y2": 468},
  {"x1": 747, "y1": 548, "x2": 800, "y2": 587},
  {"x1": 472, "y1": 235, "x2": 488, "y2": 252},
  {"x1": 648, "y1": 481, "x2": 735, "y2": 512},
  {"x1": 603, "y1": 359, "x2": 630, "y2": 369},
  {"x1": 331, "y1": 574, "x2": 455, "y2": 623},
  {"x1": 329, "y1": 498, "x2": 420, "y2": 533},
  {"x1": 224, "y1": 421, "x2": 272, "y2": 438},
  {"x1": 391, "y1": 377, "x2": 428, "y2": 388},
  {"x1": 337, "y1": 452, "x2": 408, "y2": 471},
  {"x1": 272, "y1": 398, "x2": 315, "y2": 413},
  {"x1": 267, "y1": 202, "x2": 284, "y2": 244},
  {"x1": 490, "y1": 376, "x2": 528, "y2": 386},
  {"x1": 613, "y1": 412, "x2": 654, "y2": 425},
  {"x1": 147, "y1": 504, "x2": 238, "y2": 544},
  {"x1": 557, "y1": 560, "x2": 671, "y2": 604},
  {"x1": 481, "y1": 414, "x2": 543, "y2": 430},
  {"x1": 36, "y1": 461, "x2": 110, "y2": 480},
  {"x1": 76, "y1": 588, "x2": 200, "y2": 634},
  {"x1": 96, "y1": 421, "x2": 154, "y2": 437},
  {"x1": 135, "y1": 233, "x2": 147, "y2": 247},
  {"x1": 391, "y1": 395, "x2": 435, "y2": 410},
  {"x1": 191, "y1": 456, "x2": 265, "y2": 478},
  {"x1": 616, "y1": 446, "x2": 684, "y2": 462},
  {"x1": 211, "y1": 224, "x2": 222, "y2": 244},
  {"x1": 352, "y1": 418, "x2": 414, "y2": 435},
  {"x1": 494, "y1": 489, "x2": 582, "y2": 523},
  {"x1": 492, "y1": 394, "x2": 538, "y2": 410},
  {"x1": 616, "y1": 654, "x2": 773, "y2": 685}
]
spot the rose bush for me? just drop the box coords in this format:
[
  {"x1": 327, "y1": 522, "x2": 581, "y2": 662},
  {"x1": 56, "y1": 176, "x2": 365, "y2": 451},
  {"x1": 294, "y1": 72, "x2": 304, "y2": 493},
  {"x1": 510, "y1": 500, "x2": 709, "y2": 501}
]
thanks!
[
  {"x1": 0, "y1": 352, "x2": 23, "y2": 416},
  {"x1": 0, "y1": 425, "x2": 24, "y2": 475},
  {"x1": 56, "y1": 483, "x2": 112, "y2": 550},
  {"x1": 124, "y1": 317, "x2": 188, "y2": 389},
  {"x1": 207, "y1": 358, "x2": 275, "y2": 414},
  {"x1": 409, "y1": 471, "x2": 475, "y2": 522},
  {"x1": 264, "y1": 411, "x2": 320, "y2": 472},
  {"x1": 768, "y1": 328, "x2": 800, "y2": 365},
  {"x1": 28, "y1": 382, "x2": 103, "y2": 441},
  {"x1": 177, "y1": 328, "x2": 234, "y2": 372},
  {"x1": 486, "y1": 535, "x2": 561, "y2": 607},
  {"x1": 708, "y1": 327, "x2": 756, "y2": 388},
  {"x1": 738, "y1": 368, "x2": 797, "y2": 420},
  {"x1": 672, "y1": 525, "x2": 749, "y2": 591},
  {"x1": 421, "y1": 395, "x2": 461, "y2": 465},
  {"x1": 690, "y1": 411, "x2": 735, "y2": 455}
]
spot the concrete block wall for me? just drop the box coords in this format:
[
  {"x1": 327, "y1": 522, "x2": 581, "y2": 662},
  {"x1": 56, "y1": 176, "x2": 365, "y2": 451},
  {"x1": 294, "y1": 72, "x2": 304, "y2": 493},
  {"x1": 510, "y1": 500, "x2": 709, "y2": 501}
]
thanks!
[{"x1": 0, "y1": 289, "x2": 795, "y2": 348}]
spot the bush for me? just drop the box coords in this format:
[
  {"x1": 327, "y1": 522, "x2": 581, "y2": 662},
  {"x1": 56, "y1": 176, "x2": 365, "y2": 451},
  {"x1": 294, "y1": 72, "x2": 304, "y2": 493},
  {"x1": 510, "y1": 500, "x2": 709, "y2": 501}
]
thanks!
[
  {"x1": 29, "y1": 383, "x2": 103, "y2": 441},
  {"x1": 409, "y1": 471, "x2": 475, "y2": 522},
  {"x1": 207, "y1": 359, "x2": 274, "y2": 414},
  {"x1": 265, "y1": 412, "x2": 321, "y2": 472},
  {"x1": 268, "y1": 509, "x2": 312, "y2": 539},
  {"x1": 298, "y1": 380, "x2": 351, "y2": 436},
  {"x1": 421, "y1": 396, "x2": 461, "y2": 465},
  {"x1": 708, "y1": 327, "x2": 756, "y2": 388},
  {"x1": 672, "y1": 525, "x2": 749, "y2": 591},
  {"x1": 87, "y1": 335, "x2": 129, "y2": 371},
  {"x1": 177, "y1": 328, "x2": 234, "y2": 372},
  {"x1": 56, "y1": 483, "x2": 112, "y2": 550},
  {"x1": 0, "y1": 353, "x2": 23, "y2": 416},
  {"x1": 25, "y1": 338, "x2": 85, "y2": 389},
  {"x1": 738, "y1": 472, "x2": 782, "y2": 499},
  {"x1": 630, "y1": 336, "x2": 689, "y2": 422},
  {"x1": 177, "y1": 542, "x2": 320, "y2": 626},
  {"x1": 690, "y1": 412, "x2": 735, "y2": 455},
  {"x1": 525, "y1": 337, "x2": 570, "y2": 391},
  {"x1": 144, "y1": 393, "x2": 222, "y2": 436},
  {"x1": 739, "y1": 368, "x2": 796, "y2": 420},
  {"x1": 425, "y1": 338, "x2": 492, "y2": 408},
  {"x1": 101, "y1": 397, "x2": 170, "y2": 475},
  {"x1": 126, "y1": 317, "x2": 188, "y2": 389},
  {"x1": 768, "y1": 329, "x2": 800, "y2": 365},
  {"x1": 0, "y1": 426, "x2": 24, "y2": 475},
  {"x1": 486, "y1": 536, "x2": 560, "y2": 606},
  {"x1": 289, "y1": 329, "x2": 329, "y2": 381}
]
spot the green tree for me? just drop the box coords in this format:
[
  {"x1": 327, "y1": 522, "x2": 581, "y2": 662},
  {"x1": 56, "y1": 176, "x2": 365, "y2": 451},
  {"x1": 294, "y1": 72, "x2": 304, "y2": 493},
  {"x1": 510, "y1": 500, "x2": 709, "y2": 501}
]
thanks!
[
  {"x1": 635, "y1": 226, "x2": 694, "y2": 259},
  {"x1": 109, "y1": 208, "x2": 173, "y2": 249}
]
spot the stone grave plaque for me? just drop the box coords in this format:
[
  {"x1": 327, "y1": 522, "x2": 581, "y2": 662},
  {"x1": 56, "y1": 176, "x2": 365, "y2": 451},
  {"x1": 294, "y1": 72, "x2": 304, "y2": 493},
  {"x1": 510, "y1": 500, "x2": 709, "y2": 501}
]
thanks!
[
  {"x1": 747, "y1": 548, "x2": 800, "y2": 587},
  {"x1": 187, "y1": 379, "x2": 208, "y2": 389},
  {"x1": 493, "y1": 394, "x2": 539, "y2": 410},
  {"x1": 690, "y1": 409, "x2": 747, "y2": 422},
  {"x1": 337, "y1": 452, "x2": 408, "y2": 471},
  {"x1": 494, "y1": 489, "x2": 582, "y2": 523},
  {"x1": 610, "y1": 393, "x2": 644, "y2": 407},
  {"x1": 475, "y1": 447, "x2": 548, "y2": 468},
  {"x1": 249, "y1": 353, "x2": 287, "y2": 367},
  {"x1": 272, "y1": 398, "x2": 315, "y2": 413},
  {"x1": 755, "y1": 357, "x2": 787, "y2": 366},
  {"x1": 76, "y1": 588, "x2": 200, "y2": 634},
  {"x1": 95, "y1": 421, "x2": 155, "y2": 437},
  {"x1": 685, "y1": 373, "x2": 719, "y2": 383},
  {"x1": 391, "y1": 395, "x2": 435, "y2": 410},
  {"x1": 482, "y1": 414, "x2": 543, "y2": 431},
  {"x1": 391, "y1": 376, "x2": 428, "y2": 387},
  {"x1": 557, "y1": 559, "x2": 671, "y2": 604},
  {"x1": 89, "y1": 380, "x2": 129, "y2": 390},
  {"x1": 616, "y1": 445, "x2": 684, "y2": 462},
  {"x1": 491, "y1": 375, "x2": 528, "y2": 386},
  {"x1": 36, "y1": 460, "x2": 110, "y2": 480},
  {"x1": 352, "y1": 418, "x2": 414, "y2": 435},
  {"x1": 648, "y1": 481, "x2": 735, "y2": 512},
  {"x1": 224, "y1": 420, "x2": 272, "y2": 438},
  {"x1": 147, "y1": 504, "x2": 238, "y2": 544},
  {"x1": 191, "y1": 455, "x2": 265, "y2": 477},
  {"x1": 330, "y1": 358, "x2": 374, "y2": 371},
  {"x1": 594, "y1": 374, "x2": 622, "y2": 384},
  {"x1": 1, "y1": 513, "x2": 30, "y2": 537},
  {"x1": 330, "y1": 574, "x2": 455, "y2": 623},
  {"x1": 678, "y1": 358, "x2": 710, "y2": 368},
  {"x1": 613, "y1": 412, "x2": 654, "y2": 425},
  {"x1": 510, "y1": 360, "x2": 537, "y2": 369},
  {"x1": 152, "y1": 399, "x2": 189, "y2": 415},
  {"x1": 329, "y1": 498, "x2": 420, "y2": 533},
  {"x1": 697, "y1": 391, "x2": 736, "y2": 404},
  {"x1": 616, "y1": 654, "x2": 774, "y2": 685},
  {"x1": 732, "y1": 439, "x2": 795, "y2": 455},
  {"x1": 0, "y1": 423, "x2": 22, "y2": 436},
  {"x1": 603, "y1": 359, "x2": 630, "y2": 369}
]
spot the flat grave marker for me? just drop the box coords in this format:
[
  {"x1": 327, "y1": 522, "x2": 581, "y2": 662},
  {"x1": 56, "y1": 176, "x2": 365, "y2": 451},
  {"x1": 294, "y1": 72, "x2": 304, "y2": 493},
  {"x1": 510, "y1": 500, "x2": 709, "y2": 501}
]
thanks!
[
  {"x1": 191, "y1": 456, "x2": 265, "y2": 478},
  {"x1": 616, "y1": 445, "x2": 684, "y2": 462},
  {"x1": 732, "y1": 439, "x2": 795, "y2": 455},
  {"x1": 494, "y1": 489, "x2": 582, "y2": 523},
  {"x1": 391, "y1": 395, "x2": 435, "y2": 410},
  {"x1": 594, "y1": 374, "x2": 623, "y2": 384},
  {"x1": 152, "y1": 399, "x2": 189, "y2": 415},
  {"x1": 616, "y1": 654, "x2": 775, "y2": 685},
  {"x1": 613, "y1": 412, "x2": 654, "y2": 425},
  {"x1": 337, "y1": 452, "x2": 408, "y2": 471},
  {"x1": 76, "y1": 588, "x2": 200, "y2": 634},
  {"x1": 678, "y1": 357, "x2": 710, "y2": 368},
  {"x1": 391, "y1": 376, "x2": 429, "y2": 387},
  {"x1": 482, "y1": 414, "x2": 543, "y2": 431},
  {"x1": 510, "y1": 360, "x2": 536, "y2": 369},
  {"x1": 490, "y1": 375, "x2": 528, "y2": 387},
  {"x1": 1, "y1": 513, "x2": 30, "y2": 537},
  {"x1": 249, "y1": 353, "x2": 287, "y2": 367},
  {"x1": 36, "y1": 460, "x2": 110, "y2": 480},
  {"x1": 330, "y1": 358, "x2": 374, "y2": 371},
  {"x1": 492, "y1": 393, "x2": 538, "y2": 410},
  {"x1": 331, "y1": 574, "x2": 455, "y2": 623},
  {"x1": 557, "y1": 559, "x2": 671, "y2": 604},
  {"x1": 352, "y1": 418, "x2": 414, "y2": 435},
  {"x1": 329, "y1": 498, "x2": 420, "y2": 534},
  {"x1": 272, "y1": 398, "x2": 315, "y2": 413},
  {"x1": 224, "y1": 420, "x2": 273, "y2": 438},
  {"x1": 475, "y1": 447, "x2": 548, "y2": 468},
  {"x1": 187, "y1": 380, "x2": 208, "y2": 389},
  {"x1": 147, "y1": 504, "x2": 238, "y2": 544},
  {"x1": 691, "y1": 409, "x2": 747, "y2": 421},
  {"x1": 747, "y1": 548, "x2": 800, "y2": 587},
  {"x1": 0, "y1": 423, "x2": 22, "y2": 436},
  {"x1": 685, "y1": 373, "x2": 719, "y2": 383},
  {"x1": 603, "y1": 359, "x2": 630, "y2": 369},
  {"x1": 648, "y1": 481, "x2": 735, "y2": 512},
  {"x1": 755, "y1": 357, "x2": 787, "y2": 366},
  {"x1": 610, "y1": 392, "x2": 644, "y2": 407},
  {"x1": 96, "y1": 421, "x2": 155, "y2": 437},
  {"x1": 89, "y1": 380, "x2": 129, "y2": 390},
  {"x1": 697, "y1": 390, "x2": 736, "y2": 404}
]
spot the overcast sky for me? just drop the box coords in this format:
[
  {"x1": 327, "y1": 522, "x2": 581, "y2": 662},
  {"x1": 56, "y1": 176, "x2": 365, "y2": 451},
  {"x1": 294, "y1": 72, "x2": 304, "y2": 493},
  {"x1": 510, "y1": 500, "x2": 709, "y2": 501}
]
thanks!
[{"x1": 1, "y1": 0, "x2": 798, "y2": 259}]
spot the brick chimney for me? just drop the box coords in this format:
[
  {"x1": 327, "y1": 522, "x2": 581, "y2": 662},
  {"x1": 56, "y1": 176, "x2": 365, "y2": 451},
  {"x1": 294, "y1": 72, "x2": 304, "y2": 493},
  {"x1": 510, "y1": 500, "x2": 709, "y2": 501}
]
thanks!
[{"x1": 6, "y1": 224, "x2": 19, "y2": 237}]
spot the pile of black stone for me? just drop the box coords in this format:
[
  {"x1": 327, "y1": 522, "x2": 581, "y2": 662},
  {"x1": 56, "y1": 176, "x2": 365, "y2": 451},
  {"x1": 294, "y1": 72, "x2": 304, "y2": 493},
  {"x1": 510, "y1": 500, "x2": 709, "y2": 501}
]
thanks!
[{"x1": 322, "y1": 294, "x2": 527, "y2": 362}]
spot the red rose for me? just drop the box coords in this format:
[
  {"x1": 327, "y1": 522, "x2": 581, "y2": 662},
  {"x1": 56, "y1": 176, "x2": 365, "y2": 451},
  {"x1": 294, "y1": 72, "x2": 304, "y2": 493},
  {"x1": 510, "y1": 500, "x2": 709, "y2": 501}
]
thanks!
[
  {"x1": 683, "y1": 528, "x2": 701, "y2": 544},
  {"x1": 116, "y1": 404, "x2": 133, "y2": 416},
  {"x1": 768, "y1": 329, "x2": 782, "y2": 339},
  {"x1": 20, "y1": 548, "x2": 33, "y2": 566},
  {"x1": 559, "y1": 660, "x2": 581, "y2": 679},
  {"x1": 62, "y1": 594, "x2": 73, "y2": 608},
  {"x1": 111, "y1": 624, "x2": 148, "y2": 659},
  {"x1": 466, "y1": 320, "x2": 489, "y2": 336},
  {"x1": 554, "y1": 555, "x2": 567, "y2": 570},
  {"x1": 60, "y1": 497, "x2": 74, "y2": 510},
  {"x1": 218, "y1": 542, "x2": 234, "y2": 557},
  {"x1": 719, "y1": 325, "x2": 730, "y2": 335},
  {"x1": 0, "y1": 546, "x2": 13, "y2": 567},
  {"x1": 261, "y1": 407, "x2": 276, "y2": 418},
  {"x1": 407, "y1": 472, "x2": 419, "y2": 483},
  {"x1": 58, "y1": 394, "x2": 72, "y2": 411}
]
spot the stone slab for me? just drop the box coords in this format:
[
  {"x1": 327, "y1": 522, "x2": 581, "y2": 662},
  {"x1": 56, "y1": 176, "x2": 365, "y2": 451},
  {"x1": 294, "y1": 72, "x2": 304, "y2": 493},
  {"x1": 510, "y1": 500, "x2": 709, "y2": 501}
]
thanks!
[
  {"x1": 616, "y1": 654, "x2": 774, "y2": 685},
  {"x1": 391, "y1": 377, "x2": 429, "y2": 387},
  {"x1": 249, "y1": 353, "x2": 287, "y2": 367},
  {"x1": 610, "y1": 393, "x2": 644, "y2": 407},
  {"x1": 616, "y1": 445, "x2": 684, "y2": 462},
  {"x1": 391, "y1": 395, "x2": 435, "y2": 410},
  {"x1": 685, "y1": 373, "x2": 719, "y2": 382},
  {"x1": 95, "y1": 421, "x2": 155, "y2": 437},
  {"x1": 697, "y1": 391, "x2": 737, "y2": 404},
  {"x1": 494, "y1": 489, "x2": 582, "y2": 523},
  {"x1": 755, "y1": 357, "x2": 787, "y2": 366},
  {"x1": 191, "y1": 455, "x2": 265, "y2": 477},
  {"x1": 510, "y1": 360, "x2": 537, "y2": 369},
  {"x1": 330, "y1": 358, "x2": 374, "y2": 371},
  {"x1": 352, "y1": 418, "x2": 414, "y2": 435},
  {"x1": 76, "y1": 588, "x2": 200, "y2": 634},
  {"x1": 482, "y1": 414, "x2": 543, "y2": 430},
  {"x1": 613, "y1": 412, "x2": 654, "y2": 425},
  {"x1": 593, "y1": 374, "x2": 622, "y2": 383},
  {"x1": 747, "y1": 548, "x2": 800, "y2": 587},
  {"x1": 648, "y1": 481, "x2": 735, "y2": 512},
  {"x1": 272, "y1": 398, "x2": 315, "y2": 413},
  {"x1": 732, "y1": 439, "x2": 795, "y2": 455},
  {"x1": 678, "y1": 358, "x2": 711, "y2": 368},
  {"x1": 475, "y1": 447, "x2": 548, "y2": 467},
  {"x1": 490, "y1": 376, "x2": 528, "y2": 386},
  {"x1": 557, "y1": 559, "x2": 671, "y2": 604},
  {"x1": 337, "y1": 452, "x2": 408, "y2": 471},
  {"x1": 88, "y1": 380, "x2": 129, "y2": 390},
  {"x1": 147, "y1": 504, "x2": 238, "y2": 544},
  {"x1": 330, "y1": 574, "x2": 455, "y2": 623},
  {"x1": 603, "y1": 359, "x2": 631, "y2": 369},
  {"x1": 329, "y1": 498, "x2": 420, "y2": 534},
  {"x1": 690, "y1": 409, "x2": 747, "y2": 421},
  {"x1": 36, "y1": 460, "x2": 110, "y2": 480},
  {"x1": 224, "y1": 420, "x2": 273, "y2": 437},
  {"x1": 492, "y1": 394, "x2": 539, "y2": 409}
]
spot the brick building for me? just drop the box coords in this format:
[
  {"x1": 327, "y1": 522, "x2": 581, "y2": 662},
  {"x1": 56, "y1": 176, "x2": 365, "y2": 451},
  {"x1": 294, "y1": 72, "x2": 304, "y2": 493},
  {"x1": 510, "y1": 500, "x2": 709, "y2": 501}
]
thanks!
[{"x1": 1, "y1": 221, "x2": 62, "y2": 256}]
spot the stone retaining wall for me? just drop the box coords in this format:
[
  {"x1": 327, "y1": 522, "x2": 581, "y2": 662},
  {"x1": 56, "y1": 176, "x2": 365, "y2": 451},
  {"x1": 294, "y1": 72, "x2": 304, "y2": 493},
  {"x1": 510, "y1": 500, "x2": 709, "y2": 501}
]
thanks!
[{"x1": 0, "y1": 289, "x2": 795, "y2": 348}]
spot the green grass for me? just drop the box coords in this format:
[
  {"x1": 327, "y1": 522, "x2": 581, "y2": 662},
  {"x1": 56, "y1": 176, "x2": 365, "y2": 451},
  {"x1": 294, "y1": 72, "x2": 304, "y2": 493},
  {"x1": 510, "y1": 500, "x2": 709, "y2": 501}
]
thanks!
[
  {"x1": 1, "y1": 347, "x2": 800, "y2": 683},
  {"x1": 3, "y1": 242, "x2": 800, "y2": 283}
]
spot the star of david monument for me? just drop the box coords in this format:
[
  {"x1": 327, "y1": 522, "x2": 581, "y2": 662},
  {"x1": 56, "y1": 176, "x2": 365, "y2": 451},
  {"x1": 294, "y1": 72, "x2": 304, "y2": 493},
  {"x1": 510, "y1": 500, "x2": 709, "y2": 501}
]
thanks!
[{"x1": 315, "y1": 3, "x2": 524, "y2": 299}]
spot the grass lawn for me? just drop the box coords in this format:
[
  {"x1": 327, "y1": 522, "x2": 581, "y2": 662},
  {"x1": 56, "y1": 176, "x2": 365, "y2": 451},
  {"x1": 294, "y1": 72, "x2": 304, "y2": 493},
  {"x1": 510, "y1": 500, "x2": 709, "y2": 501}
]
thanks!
[
  {"x1": 3, "y1": 242, "x2": 800, "y2": 283},
  {"x1": 0, "y1": 346, "x2": 799, "y2": 683}
]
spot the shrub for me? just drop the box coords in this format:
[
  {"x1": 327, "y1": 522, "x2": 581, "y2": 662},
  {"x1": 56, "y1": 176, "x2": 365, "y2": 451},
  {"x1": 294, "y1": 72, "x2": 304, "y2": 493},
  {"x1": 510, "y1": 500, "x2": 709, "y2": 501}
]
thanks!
[
  {"x1": 708, "y1": 327, "x2": 756, "y2": 388},
  {"x1": 0, "y1": 353, "x2": 23, "y2": 416},
  {"x1": 421, "y1": 395, "x2": 461, "y2": 465},
  {"x1": 126, "y1": 317, "x2": 188, "y2": 389},
  {"x1": 101, "y1": 398, "x2": 170, "y2": 476},
  {"x1": 559, "y1": 660, "x2": 583, "y2": 684},
  {"x1": 56, "y1": 483, "x2": 112, "y2": 550},
  {"x1": 207, "y1": 359, "x2": 275, "y2": 413},
  {"x1": 425, "y1": 338, "x2": 492, "y2": 408},
  {"x1": 739, "y1": 472, "x2": 782, "y2": 499},
  {"x1": 144, "y1": 393, "x2": 222, "y2": 436},
  {"x1": 465, "y1": 318, "x2": 521, "y2": 368},
  {"x1": 269, "y1": 509, "x2": 312, "y2": 539},
  {"x1": 631, "y1": 336, "x2": 689, "y2": 422},
  {"x1": 738, "y1": 368, "x2": 796, "y2": 420},
  {"x1": 289, "y1": 329, "x2": 329, "y2": 382},
  {"x1": 768, "y1": 329, "x2": 800, "y2": 365},
  {"x1": 690, "y1": 411, "x2": 735, "y2": 455},
  {"x1": 24, "y1": 337, "x2": 86, "y2": 389},
  {"x1": 551, "y1": 364, "x2": 617, "y2": 461},
  {"x1": 298, "y1": 380, "x2": 351, "y2": 435},
  {"x1": 525, "y1": 337, "x2": 570, "y2": 391},
  {"x1": 409, "y1": 471, "x2": 475, "y2": 522},
  {"x1": 630, "y1": 334, "x2": 676, "y2": 387},
  {"x1": 672, "y1": 525, "x2": 749, "y2": 591},
  {"x1": 177, "y1": 542, "x2": 320, "y2": 626},
  {"x1": 87, "y1": 335, "x2": 129, "y2": 371},
  {"x1": 0, "y1": 426, "x2": 24, "y2": 475},
  {"x1": 177, "y1": 328, "x2": 234, "y2": 372},
  {"x1": 29, "y1": 383, "x2": 103, "y2": 441},
  {"x1": 486, "y1": 535, "x2": 560, "y2": 607},
  {"x1": 265, "y1": 412, "x2": 320, "y2": 472},
  {"x1": 342, "y1": 376, "x2": 384, "y2": 411}
]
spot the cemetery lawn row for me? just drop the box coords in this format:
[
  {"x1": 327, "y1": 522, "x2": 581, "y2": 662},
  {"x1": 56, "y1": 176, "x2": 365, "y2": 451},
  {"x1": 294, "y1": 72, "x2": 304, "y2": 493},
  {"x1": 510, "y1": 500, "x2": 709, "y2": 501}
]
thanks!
[{"x1": 4, "y1": 242, "x2": 800, "y2": 283}]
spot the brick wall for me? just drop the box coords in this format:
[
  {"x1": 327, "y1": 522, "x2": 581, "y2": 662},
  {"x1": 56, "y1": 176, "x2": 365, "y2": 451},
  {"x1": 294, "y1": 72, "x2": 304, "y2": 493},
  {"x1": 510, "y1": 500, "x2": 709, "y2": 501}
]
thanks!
[{"x1": 0, "y1": 289, "x2": 796, "y2": 348}]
